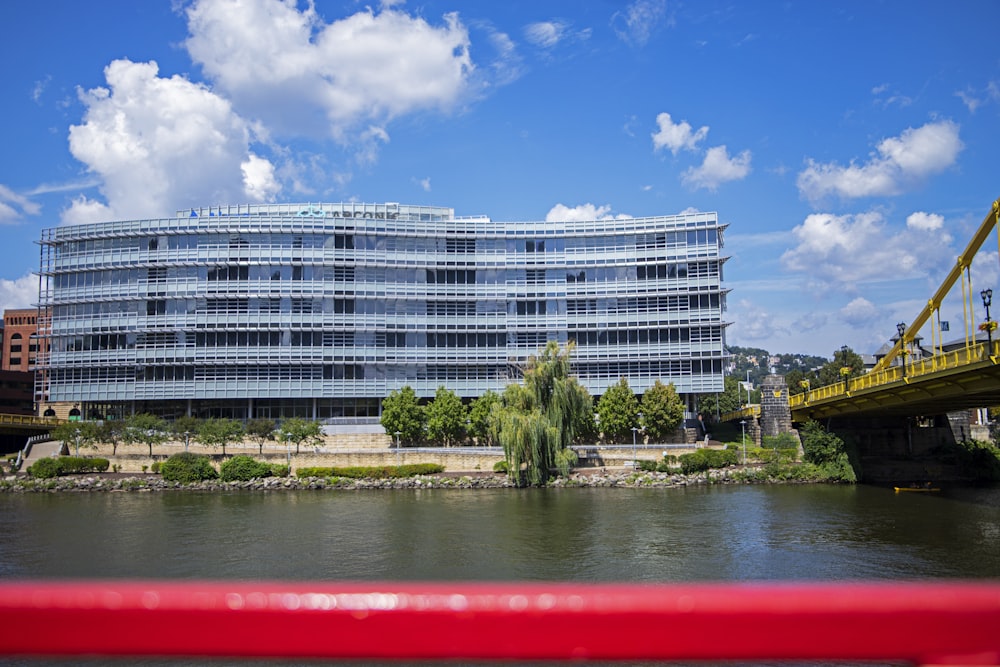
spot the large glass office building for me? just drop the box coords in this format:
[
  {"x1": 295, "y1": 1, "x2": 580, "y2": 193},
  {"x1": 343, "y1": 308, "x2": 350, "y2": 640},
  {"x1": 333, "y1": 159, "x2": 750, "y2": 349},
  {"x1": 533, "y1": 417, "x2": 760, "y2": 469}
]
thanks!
[{"x1": 36, "y1": 202, "x2": 728, "y2": 421}]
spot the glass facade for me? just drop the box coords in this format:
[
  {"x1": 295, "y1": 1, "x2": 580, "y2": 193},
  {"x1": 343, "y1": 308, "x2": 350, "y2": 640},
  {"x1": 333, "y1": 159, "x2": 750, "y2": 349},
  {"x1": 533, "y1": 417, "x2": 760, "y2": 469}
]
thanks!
[{"x1": 36, "y1": 202, "x2": 729, "y2": 420}]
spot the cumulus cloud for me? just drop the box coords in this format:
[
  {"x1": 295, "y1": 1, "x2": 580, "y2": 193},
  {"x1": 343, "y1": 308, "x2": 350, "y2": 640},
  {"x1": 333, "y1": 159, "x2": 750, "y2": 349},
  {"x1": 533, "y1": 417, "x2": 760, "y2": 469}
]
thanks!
[
  {"x1": 0, "y1": 273, "x2": 38, "y2": 313},
  {"x1": 796, "y1": 120, "x2": 963, "y2": 203},
  {"x1": 906, "y1": 211, "x2": 944, "y2": 231},
  {"x1": 652, "y1": 112, "x2": 708, "y2": 155},
  {"x1": 728, "y1": 299, "x2": 792, "y2": 342},
  {"x1": 839, "y1": 297, "x2": 880, "y2": 327},
  {"x1": 546, "y1": 203, "x2": 631, "y2": 222},
  {"x1": 184, "y1": 0, "x2": 473, "y2": 144},
  {"x1": 780, "y1": 210, "x2": 955, "y2": 293},
  {"x1": 0, "y1": 185, "x2": 42, "y2": 223},
  {"x1": 682, "y1": 145, "x2": 752, "y2": 191},
  {"x1": 611, "y1": 0, "x2": 673, "y2": 46},
  {"x1": 65, "y1": 58, "x2": 276, "y2": 222}
]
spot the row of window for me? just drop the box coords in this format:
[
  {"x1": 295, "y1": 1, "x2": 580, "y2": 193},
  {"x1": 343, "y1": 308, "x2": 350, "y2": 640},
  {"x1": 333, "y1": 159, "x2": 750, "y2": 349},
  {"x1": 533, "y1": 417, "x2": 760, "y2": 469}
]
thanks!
[
  {"x1": 49, "y1": 357, "x2": 723, "y2": 387},
  {"x1": 57, "y1": 228, "x2": 719, "y2": 258},
  {"x1": 52, "y1": 323, "x2": 723, "y2": 352}
]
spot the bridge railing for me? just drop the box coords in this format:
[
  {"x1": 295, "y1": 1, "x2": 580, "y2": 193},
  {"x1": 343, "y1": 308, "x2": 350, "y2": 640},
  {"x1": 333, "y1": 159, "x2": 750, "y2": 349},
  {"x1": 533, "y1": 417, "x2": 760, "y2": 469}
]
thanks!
[
  {"x1": 789, "y1": 341, "x2": 995, "y2": 410},
  {"x1": 1, "y1": 580, "x2": 999, "y2": 664},
  {"x1": 0, "y1": 413, "x2": 65, "y2": 427}
]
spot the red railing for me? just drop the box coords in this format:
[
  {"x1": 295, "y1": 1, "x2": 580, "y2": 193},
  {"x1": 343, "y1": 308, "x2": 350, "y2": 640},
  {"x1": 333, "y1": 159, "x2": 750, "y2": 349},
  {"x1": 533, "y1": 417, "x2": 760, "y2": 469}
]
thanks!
[{"x1": 2, "y1": 580, "x2": 999, "y2": 664}]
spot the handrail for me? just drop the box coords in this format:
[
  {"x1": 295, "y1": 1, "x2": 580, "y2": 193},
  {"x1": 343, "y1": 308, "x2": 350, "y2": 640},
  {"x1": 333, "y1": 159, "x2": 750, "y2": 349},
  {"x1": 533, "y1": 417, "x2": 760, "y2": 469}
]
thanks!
[
  {"x1": 789, "y1": 340, "x2": 997, "y2": 409},
  {"x1": 1, "y1": 580, "x2": 998, "y2": 663}
]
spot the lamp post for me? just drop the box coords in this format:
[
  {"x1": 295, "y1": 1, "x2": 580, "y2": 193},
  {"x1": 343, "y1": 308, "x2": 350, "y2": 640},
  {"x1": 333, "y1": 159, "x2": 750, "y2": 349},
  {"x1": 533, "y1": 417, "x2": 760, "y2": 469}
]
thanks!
[
  {"x1": 981, "y1": 288, "x2": 994, "y2": 352},
  {"x1": 739, "y1": 419, "x2": 747, "y2": 465},
  {"x1": 631, "y1": 426, "x2": 638, "y2": 468},
  {"x1": 183, "y1": 431, "x2": 190, "y2": 453},
  {"x1": 896, "y1": 322, "x2": 907, "y2": 378},
  {"x1": 73, "y1": 428, "x2": 80, "y2": 457}
]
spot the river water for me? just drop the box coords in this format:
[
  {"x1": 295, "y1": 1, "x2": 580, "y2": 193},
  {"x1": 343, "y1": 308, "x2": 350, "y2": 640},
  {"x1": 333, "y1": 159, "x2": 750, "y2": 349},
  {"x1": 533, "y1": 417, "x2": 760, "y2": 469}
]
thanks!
[{"x1": 1, "y1": 484, "x2": 999, "y2": 664}]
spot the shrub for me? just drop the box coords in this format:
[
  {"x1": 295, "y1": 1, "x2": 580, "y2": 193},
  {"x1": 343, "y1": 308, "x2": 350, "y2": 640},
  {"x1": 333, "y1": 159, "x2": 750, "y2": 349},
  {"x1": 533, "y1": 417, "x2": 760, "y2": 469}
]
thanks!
[
  {"x1": 27, "y1": 456, "x2": 109, "y2": 478},
  {"x1": 160, "y1": 452, "x2": 218, "y2": 483},
  {"x1": 220, "y1": 455, "x2": 274, "y2": 482},
  {"x1": 27, "y1": 457, "x2": 62, "y2": 479},
  {"x1": 268, "y1": 464, "x2": 290, "y2": 478},
  {"x1": 678, "y1": 448, "x2": 739, "y2": 474},
  {"x1": 150, "y1": 461, "x2": 162, "y2": 474},
  {"x1": 493, "y1": 460, "x2": 509, "y2": 473}
]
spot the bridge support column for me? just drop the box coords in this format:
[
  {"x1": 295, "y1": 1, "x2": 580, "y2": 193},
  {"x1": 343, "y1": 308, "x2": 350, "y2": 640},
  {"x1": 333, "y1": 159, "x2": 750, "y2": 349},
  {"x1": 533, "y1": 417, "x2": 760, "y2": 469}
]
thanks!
[{"x1": 760, "y1": 375, "x2": 797, "y2": 444}]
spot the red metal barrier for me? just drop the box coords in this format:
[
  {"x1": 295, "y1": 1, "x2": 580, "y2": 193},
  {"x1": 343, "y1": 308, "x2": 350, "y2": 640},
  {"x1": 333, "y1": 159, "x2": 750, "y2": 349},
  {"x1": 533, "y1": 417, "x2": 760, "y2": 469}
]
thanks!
[{"x1": 2, "y1": 580, "x2": 999, "y2": 663}]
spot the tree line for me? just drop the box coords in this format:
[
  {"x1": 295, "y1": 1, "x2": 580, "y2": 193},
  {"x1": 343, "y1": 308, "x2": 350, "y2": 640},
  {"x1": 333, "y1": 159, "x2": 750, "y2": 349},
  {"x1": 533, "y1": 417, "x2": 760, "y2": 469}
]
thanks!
[
  {"x1": 380, "y1": 342, "x2": 686, "y2": 486},
  {"x1": 51, "y1": 415, "x2": 324, "y2": 457}
]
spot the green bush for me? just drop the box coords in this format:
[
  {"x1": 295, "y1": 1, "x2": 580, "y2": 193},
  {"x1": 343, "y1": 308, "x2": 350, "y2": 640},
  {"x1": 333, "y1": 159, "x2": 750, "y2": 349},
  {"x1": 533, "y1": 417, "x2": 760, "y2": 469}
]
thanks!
[
  {"x1": 493, "y1": 460, "x2": 509, "y2": 473},
  {"x1": 27, "y1": 456, "x2": 109, "y2": 478},
  {"x1": 219, "y1": 455, "x2": 274, "y2": 481},
  {"x1": 268, "y1": 464, "x2": 290, "y2": 478},
  {"x1": 27, "y1": 457, "x2": 62, "y2": 479},
  {"x1": 296, "y1": 463, "x2": 445, "y2": 479},
  {"x1": 678, "y1": 448, "x2": 739, "y2": 474},
  {"x1": 638, "y1": 459, "x2": 658, "y2": 472},
  {"x1": 150, "y1": 461, "x2": 161, "y2": 474},
  {"x1": 160, "y1": 452, "x2": 218, "y2": 483},
  {"x1": 58, "y1": 456, "x2": 110, "y2": 474}
]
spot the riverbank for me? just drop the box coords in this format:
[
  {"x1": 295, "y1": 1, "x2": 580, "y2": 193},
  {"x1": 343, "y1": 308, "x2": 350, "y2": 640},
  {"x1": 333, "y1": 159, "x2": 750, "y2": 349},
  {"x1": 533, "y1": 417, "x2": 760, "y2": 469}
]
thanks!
[{"x1": 0, "y1": 466, "x2": 778, "y2": 493}]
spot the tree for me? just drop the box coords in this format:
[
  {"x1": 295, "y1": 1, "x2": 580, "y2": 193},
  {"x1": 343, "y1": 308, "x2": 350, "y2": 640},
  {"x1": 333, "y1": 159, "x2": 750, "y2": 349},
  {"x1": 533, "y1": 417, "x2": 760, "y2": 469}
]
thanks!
[
  {"x1": 171, "y1": 416, "x2": 203, "y2": 451},
  {"x1": 817, "y1": 346, "x2": 865, "y2": 387},
  {"x1": 425, "y1": 386, "x2": 466, "y2": 446},
  {"x1": 468, "y1": 390, "x2": 501, "y2": 446},
  {"x1": 98, "y1": 420, "x2": 125, "y2": 456},
  {"x1": 124, "y1": 413, "x2": 168, "y2": 457},
  {"x1": 641, "y1": 380, "x2": 685, "y2": 441},
  {"x1": 277, "y1": 417, "x2": 323, "y2": 455},
  {"x1": 495, "y1": 341, "x2": 587, "y2": 486},
  {"x1": 596, "y1": 378, "x2": 638, "y2": 443},
  {"x1": 380, "y1": 385, "x2": 425, "y2": 445},
  {"x1": 196, "y1": 418, "x2": 245, "y2": 457},
  {"x1": 245, "y1": 418, "x2": 276, "y2": 455},
  {"x1": 52, "y1": 421, "x2": 100, "y2": 456}
]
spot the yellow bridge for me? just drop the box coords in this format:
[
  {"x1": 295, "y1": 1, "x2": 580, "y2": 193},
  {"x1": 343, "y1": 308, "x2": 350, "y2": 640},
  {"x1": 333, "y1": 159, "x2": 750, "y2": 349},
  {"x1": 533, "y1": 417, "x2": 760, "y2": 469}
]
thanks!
[{"x1": 792, "y1": 196, "x2": 1000, "y2": 422}]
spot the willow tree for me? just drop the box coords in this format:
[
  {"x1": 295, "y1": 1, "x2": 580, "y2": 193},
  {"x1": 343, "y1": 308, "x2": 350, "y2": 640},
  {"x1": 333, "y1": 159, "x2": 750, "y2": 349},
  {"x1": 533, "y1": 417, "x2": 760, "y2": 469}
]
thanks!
[{"x1": 496, "y1": 341, "x2": 589, "y2": 486}]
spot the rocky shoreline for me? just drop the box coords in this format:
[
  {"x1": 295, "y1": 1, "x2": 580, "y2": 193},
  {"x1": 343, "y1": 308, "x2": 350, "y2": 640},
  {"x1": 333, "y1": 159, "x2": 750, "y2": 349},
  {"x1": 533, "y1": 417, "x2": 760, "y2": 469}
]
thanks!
[{"x1": 0, "y1": 467, "x2": 766, "y2": 493}]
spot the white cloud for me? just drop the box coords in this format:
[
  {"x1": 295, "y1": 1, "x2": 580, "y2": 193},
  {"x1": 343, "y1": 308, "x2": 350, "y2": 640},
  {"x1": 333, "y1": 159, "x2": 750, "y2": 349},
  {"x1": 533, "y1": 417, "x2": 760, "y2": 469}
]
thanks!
[
  {"x1": 524, "y1": 21, "x2": 566, "y2": 48},
  {"x1": 0, "y1": 184, "x2": 41, "y2": 222},
  {"x1": 241, "y1": 153, "x2": 280, "y2": 202},
  {"x1": 545, "y1": 203, "x2": 631, "y2": 222},
  {"x1": 681, "y1": 145, "x2": 752, "y2": 191},
  {"x1": 65, "y1": 58, "x2": 275, "y2": 222},
  {"x1": 839, "y1": 297, "x2": 880, "y2": 327},
  {"x1": 611, "y1": 0, "x2": 673, "y2": 46},
  {"x1": 0, "y1": 273, "x2": 38, "y2": 313},
  {"x1": 652, "y1": 112, "x2": 709, "y2": 155},
  {"x1": 728, "y1": 299, "x2": 791, "y2": 342},
  {"x1": 415, "y1": 177, "x2": 431, "y2": 192},
  {"x1": 796, "y1": 120, "x2": 963, "y2": 203},
  {"x1": 184, "y1": 0, "x2": 473, "y2": 146},
  {"x1": 955, "y1": 81, "x2": 1000, "y2": 113},
  {"x1": 906, "y1": 211, "x2": 944, "y2": 231},
  {"x1": 780, "y1": 210, "x2": 955, "y2": 293},
  {"x1": 61, "y1": 196, "x2": 112, "y2": 225}
]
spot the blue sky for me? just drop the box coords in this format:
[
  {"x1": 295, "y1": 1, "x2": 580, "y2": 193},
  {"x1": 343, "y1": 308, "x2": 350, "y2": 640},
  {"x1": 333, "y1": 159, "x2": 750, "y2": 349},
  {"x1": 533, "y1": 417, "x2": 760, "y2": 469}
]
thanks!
[{"x1": 1, "y1": 0, "x2": 998, "y2": 358}]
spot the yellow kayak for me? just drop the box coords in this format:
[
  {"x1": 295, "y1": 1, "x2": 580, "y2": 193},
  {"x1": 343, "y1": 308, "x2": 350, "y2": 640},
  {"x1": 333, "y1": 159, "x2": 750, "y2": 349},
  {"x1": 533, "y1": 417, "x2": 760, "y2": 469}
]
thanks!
[{"x1": 894, "y1": 486, "x2": 940, "y2": 493}]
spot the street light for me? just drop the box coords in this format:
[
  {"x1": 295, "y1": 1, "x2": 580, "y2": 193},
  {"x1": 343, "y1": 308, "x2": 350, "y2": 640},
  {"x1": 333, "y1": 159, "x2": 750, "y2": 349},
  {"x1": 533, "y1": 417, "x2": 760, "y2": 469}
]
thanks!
[
  {"x1": 73, "y1": 428, "x2": 80, "y2": 457},
  {"x1": 896, "y1": 322, "x2": 907, "y2": 378},
  {"x1": 631, "y1": 426, "x2": 638, "y2": 468},
  {"x1": 739, "y1": 419, "x2": 747, "y2": 464},
  {"x1": 981, "y1": 288, "x2": 994, "y2": 352},
  {"x1": 183, "y1": 431, "x2": 190, "y2": 453}
]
